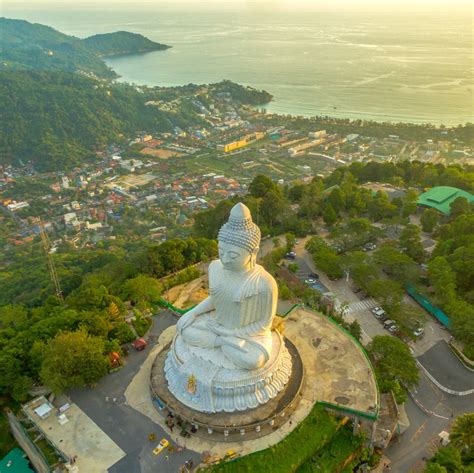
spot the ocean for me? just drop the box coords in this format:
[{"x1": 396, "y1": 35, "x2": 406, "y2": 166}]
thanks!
[{"x1": 3, "y1": 3, "x2": 472, "y2": 125}]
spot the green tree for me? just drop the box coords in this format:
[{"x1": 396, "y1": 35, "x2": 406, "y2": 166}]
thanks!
[
  {"x1": 447, "y1": 299, "x2": 474, "y2": 359},
  {"x1": 421, "y1": 208, "x2": 440, "y2": 233},
  {"x1": 123, "y1": 274, "x2": 162, "y2": 307},
  {"x1": 367, "y1": 192, "x2": 398, "y2": 221},
  {"x1": 366, "y1": 279, "x2": 404, "y2": 314},
  {"x1": 305, "y1": 237, "x2": 343, "y2": 279},
  {"x1": 400, "y1": 224, "x2": 425, "y2": 262},
  {"x1": 313, "y1": 248, "x2": 343, "y2": 280},
  {"x1": 0, "y1": 305, "x2": 28, "y2": 328},
  {"x1": 261, "y1": 190, "x2": 287, "y2": 228},
  {"x1": 368, "y1": 336, "x2": 419, "y2": 402},
  {"x1": 343, "y1": 251, "x2": 379, "y2": 290},
  {"x1": 428, "y1": 257, "x2": 457, "y2": 307},
  {"x1": 425, "y1": 464, "x2": 448, "y2": 473},
  {"x1": 288, "y1": 263, "x2": 299, "y2": 273},
  {"x1": 109, "y1": 322, "x2": 136, "y2": 344},
  {"x1": 402, "y1": 189, "x2": 419, "y2": 217},
  {"x1": 428, "y1": 447, "x2": 463, "y2": 473},
  {"x1": 298, "y1": 180, "x2": 323, "y2": 220},
  {"x1": 249, "y1": 174, "x2": 276, "y2": 198},
  {"x1": 450, "y1": 197, "x2": 471, "y2": 219},
  {"x1": 285, "y1": 233, "x2": 296, "y2": 252},
  {"x1": 40, "y1": 329, "x2": 109, "y2": 393},
  {"x1": 450, "y1": 413, "x2": 474, "y2": 456},
  {"x1": 373, "y1": 244, "x2": 418, "y2": 284},
  {"x1": 322, "y1": 203, "x2": 338, "y2": 226},
  {"x1": 349, "y1": 320, "x2": 362, "y2": 341},
  {"x1": 328, "y1": 187, "x2": 345, "y2": 213},
  {"x1": 449, "y1": 243, "x2": 474, "y2": 295}
]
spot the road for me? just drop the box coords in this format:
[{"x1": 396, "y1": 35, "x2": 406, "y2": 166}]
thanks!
[
  {"x1": 70, "y1": 311, "x2": 201, "y2": 473},
  {"x1": 386, "y1": 367, "x2": 473, "y2": 472}
]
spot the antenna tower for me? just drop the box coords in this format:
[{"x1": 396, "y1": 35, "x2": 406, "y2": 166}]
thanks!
[{"x1": 36, "y1": 217, "x2": 64, "y2": 304}]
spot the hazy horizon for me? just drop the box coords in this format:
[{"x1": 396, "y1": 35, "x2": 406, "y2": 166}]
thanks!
[{"x1": 2, "y1": 0, "x2": 473, "y2": 13}]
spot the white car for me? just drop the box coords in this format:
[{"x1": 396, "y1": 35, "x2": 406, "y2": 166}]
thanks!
[
  {"x1": 305, "y1": 278, "x2": 317, "y2": 284},
  {"x1": 388, "y1": 324, "x2": 398, "y2": 333},
  {"x1": 372, "y1": 307, "x2": 386, "y2": 318},
  {"x1": 383, "y1": 320, "x2": 398, "y2": 332},
  {"x1": 413, "y1": 327, "x2": 425, "y2": 337}
]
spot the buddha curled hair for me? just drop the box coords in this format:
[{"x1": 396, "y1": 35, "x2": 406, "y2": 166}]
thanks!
[{"x1": 218, "y1": 203, "x2": 261, "y2": 254}]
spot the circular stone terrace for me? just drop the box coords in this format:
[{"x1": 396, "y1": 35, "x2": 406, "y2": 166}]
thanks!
[
  {"x1": 137, "y1": 306, "x2": 378, "y2": 453},
  {"x1": 284, "y1": 307, "x2": 379, "y2": 419}
]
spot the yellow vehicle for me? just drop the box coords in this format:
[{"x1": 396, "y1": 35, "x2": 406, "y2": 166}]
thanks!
[
  {"x1": 224, "y1": 450, "x2": 239, "y2": 461},
  {"x1": 153, "y1": 438, "x2": 169, "y2": 456}
]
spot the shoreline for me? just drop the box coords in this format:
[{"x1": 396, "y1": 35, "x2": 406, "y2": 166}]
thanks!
[{"x1": 109, "y1": 74, "x2": 468, "y2": 129}]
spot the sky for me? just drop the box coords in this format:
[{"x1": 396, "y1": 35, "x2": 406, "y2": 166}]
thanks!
[{"x1": 3, "y1": 0, "x2": 472, "y2": 8}]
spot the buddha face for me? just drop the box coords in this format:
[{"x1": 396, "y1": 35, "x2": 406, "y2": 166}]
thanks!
[{"x1": 218, "y1": 241, "x2": 255, "y2": 272}]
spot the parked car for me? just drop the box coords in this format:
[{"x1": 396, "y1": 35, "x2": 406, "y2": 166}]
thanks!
[
  {"x1": 153, "y1": 438, "x2": 169, "y2": 456},
  {"x1": 413, "y1": 327, "x2": 425, "y2": 337},
  {"x1": 309, "y1": 272, "x2": 320, "y2": 279},
  {"x1": 304, "y1": 278, "x2": 317, "y2": 285},
  {"x1": 285, "y1": 251, "x2": 296, "y2": 259},
  {"x1": 383, "y1": 319, "x2": 398, "y2": 332},
  {"x1": 372, "y1": 307, "x2": 386, "y2": 319},
  {"x1": 388, "y1": 324, "x2": 398, "y2": 333}
]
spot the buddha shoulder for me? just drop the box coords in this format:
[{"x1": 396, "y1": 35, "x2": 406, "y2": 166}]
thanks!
[{"x1": 255, "y1": 264, "x2": 278, "y2": 294}]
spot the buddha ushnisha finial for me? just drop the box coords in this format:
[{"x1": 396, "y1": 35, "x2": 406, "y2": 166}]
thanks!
[{"x1": 218, "y1": 203, "x2": 261, "y2": 254}]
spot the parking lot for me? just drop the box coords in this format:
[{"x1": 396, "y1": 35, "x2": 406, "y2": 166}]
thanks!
[{"x1": 288, "y1": 240, "x2": 387, "y2": 344}]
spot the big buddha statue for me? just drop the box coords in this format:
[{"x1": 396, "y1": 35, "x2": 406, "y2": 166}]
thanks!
[{"x1": 165, "y1": 203, "x2": 292, "y2": 413}]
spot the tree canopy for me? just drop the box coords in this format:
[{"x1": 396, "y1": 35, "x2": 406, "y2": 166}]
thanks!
[
  {"x1": 40, "y1": 329, "x2": 109, "y2": 393},
  {"x1": 368, "y1": 335, "x2": 419, "y2": 402}
]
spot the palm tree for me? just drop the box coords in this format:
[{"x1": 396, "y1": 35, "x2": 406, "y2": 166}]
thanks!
[{"x1": 450, "y1": 413, "x2": 474, "y2": 453}]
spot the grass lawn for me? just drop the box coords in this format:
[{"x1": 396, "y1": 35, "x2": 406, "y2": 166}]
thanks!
[
  {"x1": 296, "y1": 426, "x2": 364, "y2": 473},
  {"x1": 208, "y1": 405, "x2": 340, "y2": 473}
]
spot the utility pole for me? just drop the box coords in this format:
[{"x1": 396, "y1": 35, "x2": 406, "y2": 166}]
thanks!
[{"x1": 36, "y1": 217, "x2": 64, "y2": 304}]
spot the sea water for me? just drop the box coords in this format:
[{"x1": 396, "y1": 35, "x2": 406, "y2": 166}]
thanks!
[{"x1": 3, "y1": 2, "x2": 472, "y2": 125}]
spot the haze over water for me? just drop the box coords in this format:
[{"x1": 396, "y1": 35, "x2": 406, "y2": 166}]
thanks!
[{"x1": 4, "y1": 3, "x2": 473, "y2": 125}]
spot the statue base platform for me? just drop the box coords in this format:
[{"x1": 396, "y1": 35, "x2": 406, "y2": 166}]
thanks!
[
  {"x1": 150, "y1": 337, "x2": 304, "y2": 441},
  {"x1": 164, "y1": 331, "x2": 292, "y2": 413}
]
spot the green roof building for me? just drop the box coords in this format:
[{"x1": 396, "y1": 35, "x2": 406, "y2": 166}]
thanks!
[
  {"x1": 417, "y1": 186, "x2": 474, "y2": 215},
  {"x1": 0, "y1": 449, "x2": 34, "y2": 473}
]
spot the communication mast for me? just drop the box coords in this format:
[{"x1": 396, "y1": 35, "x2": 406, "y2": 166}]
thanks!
[{"x1": 36, "y1": 217, "x2": 64, "y2": 304}]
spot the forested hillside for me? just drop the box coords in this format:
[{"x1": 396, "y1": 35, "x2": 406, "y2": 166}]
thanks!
[
  {"x1": 83, "y1": 31, "x2": 170, "y2": 57},
  {"x1": 0, "y1": 70, "x2": 202, "y2": 171},
  {"x1": 0, "y1": 17, "x2": 117, "y2": 78}
]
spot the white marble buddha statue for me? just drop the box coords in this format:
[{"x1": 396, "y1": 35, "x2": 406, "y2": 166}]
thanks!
[
  {"x1": 165, "y1": 202, "x2": 292, "y2": 413},
  {"x1": 176, "y1": 202, "x2": 277, "y2": 370}
]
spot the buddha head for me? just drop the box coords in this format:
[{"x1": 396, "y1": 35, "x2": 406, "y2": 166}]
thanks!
[{"x1": 218, "y1": 203, "x2": 261, "y2": 272}]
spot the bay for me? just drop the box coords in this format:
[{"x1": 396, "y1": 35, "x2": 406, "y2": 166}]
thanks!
[{"x1": 3, "y1": 3, "x2": 472, "y2": 125}]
